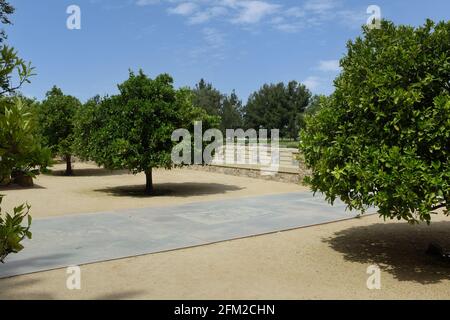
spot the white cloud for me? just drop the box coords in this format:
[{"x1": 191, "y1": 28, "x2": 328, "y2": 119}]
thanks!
[
  {"x1": 270, "y1": 16, "x2": 284, "y2": 24},
  {"x1": 231, "y1": 1, "x2": 280, "y2": 24},
  {"x1": 134, "y1": 0, "x2": 365, "y2": 34},
  {"x1": 188, "y1": 6, "x2": 228, "y2": 24},
  {"x1": 318, "y1": 60, "x2": 341, "y2": 72},
  {"x1": 189, "y1": 27, "x2": 227, "y2": 61},
  {"x1": 301, "y1": 0, "x2": 366, "y2": 28},
  {"x1": 303, "y1": 76, "x2": 321, "y2": 91},
  {"x1": 304, "y1": 0, "x2": 339, "y2": 13},
  {"x1": 136, "y1": 0, "x2": 160, "y2": 6},
  {"x1": 202, "y1": 27, "x2": 226, "y2": 49},
  {"x1": 284, "y1": 7, "x2": 305, "y2": 18},
  {"x1": 274, "y1": 22, "x2": 302, "y2": 33},
  {"x1": 336, "y1": 9, "x2": 367, "y2": 28},
  {"x1": 167, "y1": 2, "x2": 198, "y2": 16}
]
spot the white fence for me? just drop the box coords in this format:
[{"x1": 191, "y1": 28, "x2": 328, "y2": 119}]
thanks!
[{"x1": 210, "y1": 146, "x2": 300, "y2": 174}]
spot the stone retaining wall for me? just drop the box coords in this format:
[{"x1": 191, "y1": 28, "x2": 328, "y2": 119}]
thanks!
[
  {"x1": 189, "y1": 159, "x2": 311, "y2": 185},
  {"x1": 189, "y1": 147, "x2": 312, "y2": 184}
]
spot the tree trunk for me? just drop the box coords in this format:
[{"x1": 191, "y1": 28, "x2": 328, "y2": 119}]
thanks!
[
  {"x1": 145, "y1": 168, "x2": 153, "y2": 194},
  {"x1": 65, "y1": 154, "x2": 73, "y2": 176}
]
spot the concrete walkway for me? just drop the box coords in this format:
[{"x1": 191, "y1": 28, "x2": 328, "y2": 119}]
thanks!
[{"x1": 0, "y1": 192, "x2": 369, "y2": 278}]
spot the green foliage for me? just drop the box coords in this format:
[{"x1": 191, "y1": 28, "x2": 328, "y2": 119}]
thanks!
[
  {"x1": 0, "y1": 1, "x2": 34, "y2": 263},
  {"x1": 0, "y1": 1, "x2": 43, "y2": 183},
  {"x1": 300, "y1": 20, "x2": 450, "y2": 224},
  {"x1": 73, "y1": 95, "x2": 101, "y2": 162},
  {"x1": 280, "y1": 140, "x2": 300, "y2": 149},
  {"x1": 0, "y1": 195, "x2": 32, "y2": 263},
  {"x1": 75, "y1": 70, "x2": 218, "y2": 193},
  {"x1": 298, "y1": 95, "x2": 331, "y2": 131},
  {"x1": 0, "y1": 98, "x2": 51, "y2": 183},
  {"x1": 191, "y1": 79, "x2": 243, "y2": 133},
  {"x1": 306, "y1": 95, "x2": 329, "y2": 116},
  {"x1": 244, "y1": 81, "x2": 311, "y2": 140},
  {"x1": 0, "y1": 1, "x2": 33, "y2": 95},
  {"x1": 0, "y1": 0, "x2": 34, "y2": 95},
  {"x1": 38, "y1": 86, "x2": 81, "y2": 174},
  {"x1": 0, "y1": 46, "x2": 35, "y2": 95},
  {"x1": 220, "y1": 90, "x2": 243, "y2": 132},
  {"x1": 0, "y1": 0, "x2": 13, "y2": 42},
  {"x1": 192, "y1": 79, "x2": 222, "y2": 116}
]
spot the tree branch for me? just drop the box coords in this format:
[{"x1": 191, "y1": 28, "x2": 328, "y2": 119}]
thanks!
[{"x1": 0, "y1": 77, "x2": 27, "y2": 95}]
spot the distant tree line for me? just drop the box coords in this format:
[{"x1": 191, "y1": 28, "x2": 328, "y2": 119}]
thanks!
[
  {"x1": 1, "y1": 73, "x2": 327, "y2": 191},
  {"x1": 191, "y1": 78, "x2": 321, "y2": 140}
]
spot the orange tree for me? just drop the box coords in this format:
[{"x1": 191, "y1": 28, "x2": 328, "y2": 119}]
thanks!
[
  {"x1": 75, "y1": 70, "x2": 218, "y2": 194},
  {"x1": 38, "y1": 86, "x2": 81, "y2": 175},
  {"x1": 300, "y1": 20, "x2": 450, "y2": 223}
]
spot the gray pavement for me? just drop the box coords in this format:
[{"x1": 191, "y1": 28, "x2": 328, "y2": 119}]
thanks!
[{"x1": 0, "y1": 192, "x2": 370, "y2": 278}]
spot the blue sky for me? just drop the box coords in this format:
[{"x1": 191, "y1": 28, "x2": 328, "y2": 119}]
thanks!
[{"x1": 7, "y1": 0, "x2": 450, "y2": 103}]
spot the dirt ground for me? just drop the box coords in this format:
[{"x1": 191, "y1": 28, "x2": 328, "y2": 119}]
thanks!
[
  {"x1": 0, "y1": 163, "x2": 449, "y2": 299},
  {"x1": 0, "y1": 162, "x2": 307, "y2": 218}
]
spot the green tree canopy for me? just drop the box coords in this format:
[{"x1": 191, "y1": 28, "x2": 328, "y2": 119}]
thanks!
[
  {"x1": 191, "y1": 78, "x2": 223, "y2": 116},
  {"x1": 300, "y1": 20, "x2": 450, "y2": 223},
  {"x1": 75, "y1": 70, "x2": 217, "y2": 194},
  {"x1": 244, "y1": 81, "x2": 311, "y2": 139},
  {"x1": 0, "y1": 194, "x2": 32, "y2": 263},
  {"x1": 0, "y1": 98, "x2": 51, "y2": 183},
  {"x1": 191, "y1": 79, "x2": 243, "y2": 133},
  {"x1": 306, "y1": 94, "x2": 329, "y2": 115},
  {"x1": 220, "y1": 90, "x2": 243, "y2": 132},
  {"x1": 0, "y1": 1, "x2": 48, "y2": 185},
  {"x1": 298, "y1": 94, "x2": 331, "y2": 131},
  {"x1": 0, "y1": 0, "x2": 13, "y2": 42},
  {"x1": 38, "y1": 86, "x2": 81, "y2": 175}
]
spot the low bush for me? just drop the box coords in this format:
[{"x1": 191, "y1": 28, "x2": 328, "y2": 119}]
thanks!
[{"x1": 0, "y1": 195, "x2": 32, "y2": 263}]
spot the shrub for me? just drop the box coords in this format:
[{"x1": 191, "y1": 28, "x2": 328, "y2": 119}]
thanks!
[
  {"x1": 0, "y1": 98, "x2": 51, "y2": 184},
  {"x1": 0, "y1": 195, "x2": 32, "y2": 263}
]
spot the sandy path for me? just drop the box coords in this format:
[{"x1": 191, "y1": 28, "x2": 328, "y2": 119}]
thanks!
[
  {"x1": 0, "y1": 214, "x2": 449, "y2": 300},
  {"x1": 0, "y1": 163, "x2": 307, "y2": 218},
  {"x1": 0, "y1": 162, "x2": 449, "y2": 299}
]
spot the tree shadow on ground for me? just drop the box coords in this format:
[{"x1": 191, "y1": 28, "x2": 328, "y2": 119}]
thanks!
[
  {"x1": 94, "y1": 182, "x2": 244, "y2": 198},
  {"x1": 0, "y1": 276, "x2": 146, "y2": 299},
  {"x1": 48, "y1": 167, "x2": 129, "y2": 177},
  {"x1": 0, "y1": 184, "x2": 46, "y2": 191},
  {"x1": 323, "y1": 220, "x2": 450, "y2": 284},
  {"x1": 93, "y1": 290, "x2": 147, "y2": 300},
  {"x1": 0, "y1": 277, "x2": 55, "y2": 299}
]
